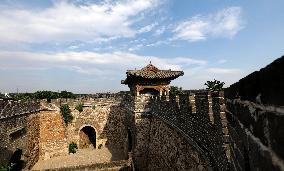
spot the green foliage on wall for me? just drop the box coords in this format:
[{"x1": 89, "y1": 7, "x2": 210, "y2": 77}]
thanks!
[
  {"x1": 60, "y1": 104, "x2": 73, "y2": 124},
  {"x1": 68, "y1": 142, "x2": 78, "y2": 154},
  {"x1": 169, "y1": 86, "x2": 183, "y2": 96},
  {"x1": 0, "y1": 163, "x2": 16, "y2": 171},
  {"x1": 205, "y1": 79, "x2": 225, "y2": 91},
  {"x1": 75, "y1": 102, "x2": 84, "y2": 113}
]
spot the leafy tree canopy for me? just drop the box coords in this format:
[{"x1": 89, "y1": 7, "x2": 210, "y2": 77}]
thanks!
[
  {"x1": 169, "y1": 86, "x2": 183, "y2": 96},
  {"x1": 15, "y1": 90, "x2": 76, "y2": 101},
  {"x1": 204, "y1": 79, "x2": 225, "y2": 91}
]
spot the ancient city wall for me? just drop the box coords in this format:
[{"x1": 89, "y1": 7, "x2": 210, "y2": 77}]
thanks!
[
  {"x1": 147, "y1": 117, "x2": 210, "y2": 170},
  {"x1": 66, "y1": 98, "x2": 129, "y2": 160},
  {"x1": 226, "y1": 99, "x2": 284, "y2": 171},
  {"x1": 0, "y1": 99, "x2": 40, "y2": 166},
  {"x1": 225, "y1": 56, "x2": 284, "y2": 171},
  {"x1": 149, "y1": 92, "x2": 229, "y2": 171},
  {"x1": 126, "y1": 91, "x2": 230, "y2": 171},
  {"x1": 39, "y1": 111, "x2": 68, "y2": 160},
  {"x1": 26, "y1": 114, "x2": 40, "y2": 169}
]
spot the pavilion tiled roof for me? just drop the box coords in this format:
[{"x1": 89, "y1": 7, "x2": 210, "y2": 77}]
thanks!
[{"x1": 122, "y1": 64, "x2": 184, "y2": 84}]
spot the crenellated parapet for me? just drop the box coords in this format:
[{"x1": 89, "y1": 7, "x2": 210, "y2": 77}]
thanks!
[
  {"x1": 147, "y1": 91, "x2": 230, "y2": 170},
  {"x1": 126, "y1": 91, "x2": 230, "y2": 170},
  {"x1": 0, "y1": 99, "x2": 40, "y2": 119}
]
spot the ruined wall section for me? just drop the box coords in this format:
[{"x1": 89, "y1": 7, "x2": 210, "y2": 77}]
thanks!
[
  {"x1": 0, "y1": 100, "x2": 40, "y2": 166},
  {"x1": 38, "y1": 111, "x2": 68, "y2": 160},
  {"x1": 26, "y1": 114, "x2": 40, "y2": 169},
  {"x1": 67, "y1": 98, "x2": 129, "y2": 160},
  {"x1": 0, "y1": 99, "x2": 40, "y2": 119}
]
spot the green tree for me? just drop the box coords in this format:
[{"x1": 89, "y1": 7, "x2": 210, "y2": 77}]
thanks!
[
  {"x1": 204, "y1": 79, "x2": 225, "y2": 91},
  {"x1": 169, "y1": 86, "x2": 183, "y2": 96},
  {"x1": 60, "y1": 91, "x2": 76, "y2": 99},
  {"x1": 60, "y1": 104, "x2": 73, "y2": 124},
  {"x1": 75, "y1": 102, "x2": 84, "y2": 113}
]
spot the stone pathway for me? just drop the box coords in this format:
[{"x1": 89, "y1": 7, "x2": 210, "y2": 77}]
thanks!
[{"x1": 32, "y1": 148, "x2": 118, "y2": 170}]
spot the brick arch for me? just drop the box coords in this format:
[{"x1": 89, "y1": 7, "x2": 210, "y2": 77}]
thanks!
[{"x1": 78, "y1": 125, "x2": 97, "y2": 149}]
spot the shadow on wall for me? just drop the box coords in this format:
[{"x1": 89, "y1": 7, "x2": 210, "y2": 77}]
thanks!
[
  {"x1": 0, "y1": 148, "x2": 24, "y2": 171},
  {"x1": 0, "y1": 146, "x2": 13, "y2": 166},
  {"x1": 99, "y1": 105, "x2": 129, "y2": 161}
]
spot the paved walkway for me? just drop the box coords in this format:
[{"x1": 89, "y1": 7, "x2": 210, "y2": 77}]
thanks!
[{"x1": 32, "y1": 148, "x2": 122, "y2": 170}]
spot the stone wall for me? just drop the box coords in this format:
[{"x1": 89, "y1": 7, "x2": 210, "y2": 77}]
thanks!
[
  {"x1": 125, "y1": 91, "x2": 230, "y2": 171},
  {"x1": 0, "y1": 99, "x2": 40, "y2": 119},
  {"x1": 39, "y1": 111, "x2": 68, "y2": 160},
  {"x1": 66, "y1": 98, "x2": 129, "y2": 161},
  {"x1": 147, "y1": 117, "x2": 210, "y2": 170},
  {"x1": 26, "y1": 114, "x2": 40, "y2": 169},
  {"x1": 225, "y1": 55, "x2": 284, "y2": 171},
  {"x1": 226, "y1": 98, "x2": 284, "y2": 171},
  {"x1": 0, "y1": 99, "x2": 40, "y2": 167}
]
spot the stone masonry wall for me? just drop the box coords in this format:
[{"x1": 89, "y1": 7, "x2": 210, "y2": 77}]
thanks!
[
  {"x1": 39, "y1": 111, "x2": 68, "y2": 160},
  {"x1": 126, "y1": 91, "x2": 230, "y2": 171},
  {"x1": 225, "y1": 55, "x2": 284, "y2": 171},
  {"x1": 149, "y1": 92, "x2": 229, "y2": 171},
  {"x1": 226, "y1": 99, "x2": 284, "y2": 171},
  {"x1": 147, "y1": 117, "x2": 210, "y2": 170},
  {"x1": 26, "y1": 114, "x2": 40, "y2": 169},
  {"x1": 66, "y1": 98, "x2": 129, "y2": 160}
]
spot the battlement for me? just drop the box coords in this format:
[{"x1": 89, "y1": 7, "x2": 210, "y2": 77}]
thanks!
[
  {"x1": 127, "y1": 91, "x2": 230, "y2": 170},
  {"x1": 0, "y1": 99, "x2": 40, "y2": 119}
]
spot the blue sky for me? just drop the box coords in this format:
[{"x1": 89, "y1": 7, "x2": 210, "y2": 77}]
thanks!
[{"x1": 0, "y1": 0, "x2": 283, "y2": 93}]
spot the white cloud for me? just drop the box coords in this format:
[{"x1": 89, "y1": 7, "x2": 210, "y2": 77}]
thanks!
[
  {"x1": 173, "y1": 6, "x2": 244, "y2": 42},
  {"x1": 138, "y1": 22, "x2": 158, "y2": 33},
  {"x1": 0, "y1": 50, "x2": 246, "y2": 92},
  {"x1": 154, "y1": 26, "x2": 166, "y2": 35},
  {"x1": 0, "y1": 0, "x2": 159, "y2": 43},
  {"x1": 207, "y1": 68, "x2": 242, "y2": 75}
]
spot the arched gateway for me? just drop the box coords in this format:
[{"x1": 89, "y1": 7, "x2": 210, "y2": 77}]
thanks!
[{"x1": 79, "y1": 126, "x2": 96, "y2": 149}]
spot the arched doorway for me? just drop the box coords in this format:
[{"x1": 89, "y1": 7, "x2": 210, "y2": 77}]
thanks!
[
  {"x1": 79, "y1": 126, "x2": 96, "y2": 149},
  {"x1": 139, "y1": 88, "x2": 160, "y2": 95}
]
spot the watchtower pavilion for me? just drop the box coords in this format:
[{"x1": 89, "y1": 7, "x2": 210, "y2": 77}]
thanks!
[{"x1": 121, "y1": 63, "x2": 184, "y2": 96}]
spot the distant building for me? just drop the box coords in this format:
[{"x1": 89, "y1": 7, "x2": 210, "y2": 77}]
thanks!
[{"x1": 121, "y1": 63, "x2": 184, "y2": 96}]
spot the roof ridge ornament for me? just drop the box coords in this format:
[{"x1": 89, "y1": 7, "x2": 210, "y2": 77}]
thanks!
[{"x1": 142, "y1": 63, "x2": 159, "y2": 72}]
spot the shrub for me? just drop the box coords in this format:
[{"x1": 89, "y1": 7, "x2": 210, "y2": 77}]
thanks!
[
  {"x1": 169, "y1": 86, "x2": 183, "y2": 96},
  {"x1": 98, "y1": 144, "x2": 103, "y2": 149},
  {"x1": 205, "y1": 79, "x2": 225, "y2": 91},
  {"x1": 92, "y1": 104, "x2": 96, "y2": 110},
  {"x1": 75, "y1": 102, "x2": 84, "y2": 113},
  {"x1": 60, "y1": 104, "x2": 73, "y2": 124},
  {"x1": 69, "y1": 142, "x2": 78, "y2": 154},
  {"x1": 0, "y1": 163, "x2": 16, "y2": 171}
]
